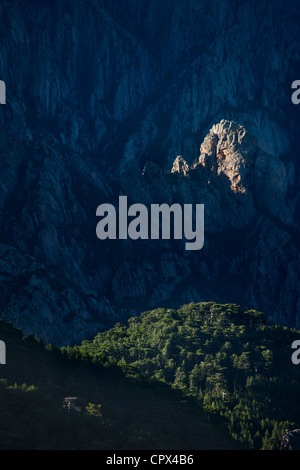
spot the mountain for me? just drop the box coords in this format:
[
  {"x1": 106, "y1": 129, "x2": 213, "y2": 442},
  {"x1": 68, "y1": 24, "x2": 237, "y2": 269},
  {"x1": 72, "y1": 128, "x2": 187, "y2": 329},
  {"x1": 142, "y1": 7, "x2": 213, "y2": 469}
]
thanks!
[
  {"x1": 62, "y1": 301, "x2": 300, "y2": 450},
  {"x1": 0, "y1": 0, "x2": 299, "y2": 345},
  {"x1": 0, "y1": 314, "x2": 241, "y2": 450},
  {"x1": 0, "y1": 301, "x2": 300, "y2": 450}
]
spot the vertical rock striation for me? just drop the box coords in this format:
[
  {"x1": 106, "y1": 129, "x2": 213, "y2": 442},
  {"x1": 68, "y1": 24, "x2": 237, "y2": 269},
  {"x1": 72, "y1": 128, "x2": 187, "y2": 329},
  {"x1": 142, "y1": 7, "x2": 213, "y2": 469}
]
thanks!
[{"x1": 0, "y1": 0, "x2": 299, "y2": 343}]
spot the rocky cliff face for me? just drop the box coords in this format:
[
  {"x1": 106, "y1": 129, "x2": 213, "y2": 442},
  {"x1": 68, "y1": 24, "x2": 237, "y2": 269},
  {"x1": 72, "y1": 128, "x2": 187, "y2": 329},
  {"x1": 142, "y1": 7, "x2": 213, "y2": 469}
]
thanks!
[{"x1": 0, "y1": 0, "x2": 299, "y2": 344}]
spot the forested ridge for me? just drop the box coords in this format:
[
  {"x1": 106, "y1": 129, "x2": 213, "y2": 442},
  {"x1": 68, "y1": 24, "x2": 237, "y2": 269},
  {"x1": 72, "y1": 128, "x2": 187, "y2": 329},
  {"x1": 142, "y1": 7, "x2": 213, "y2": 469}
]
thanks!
[{"x1": 0, "y1": 302, "x2": 300, "y2": 449}]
